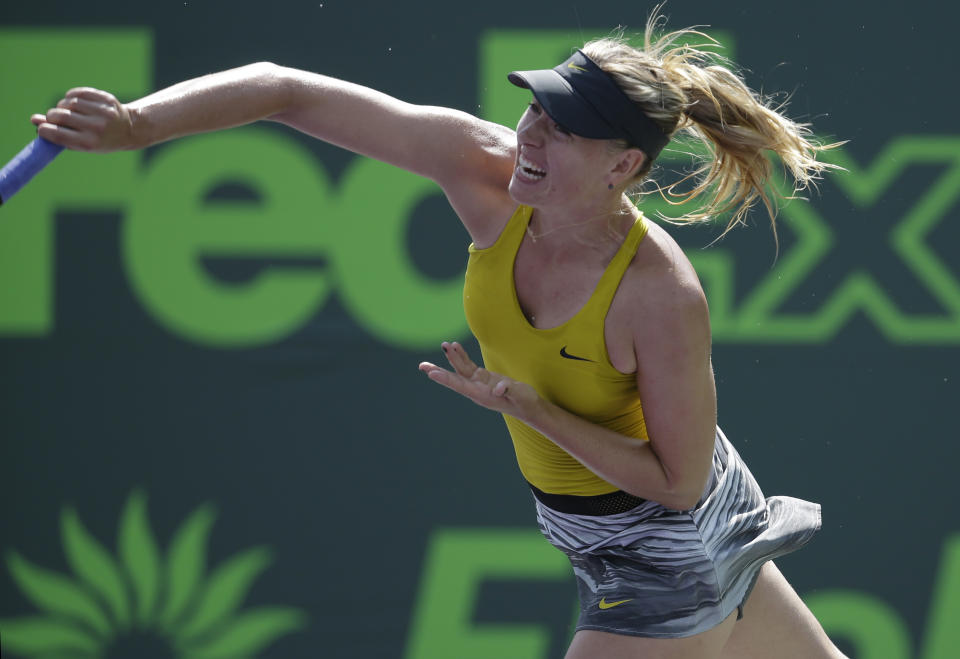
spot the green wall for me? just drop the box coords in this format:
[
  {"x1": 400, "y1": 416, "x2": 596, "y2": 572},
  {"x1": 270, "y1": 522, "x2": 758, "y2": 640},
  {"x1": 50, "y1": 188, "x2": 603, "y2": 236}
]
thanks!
[{"x1": 1, "y1": 2, "x2": 957, "y2": 657}]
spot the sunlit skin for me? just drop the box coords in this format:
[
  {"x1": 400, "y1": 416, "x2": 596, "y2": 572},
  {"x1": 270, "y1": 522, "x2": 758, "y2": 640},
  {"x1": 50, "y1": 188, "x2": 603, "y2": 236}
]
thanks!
[{"x1": 507, "y1": 101, "x2": 646, "y2": 239}]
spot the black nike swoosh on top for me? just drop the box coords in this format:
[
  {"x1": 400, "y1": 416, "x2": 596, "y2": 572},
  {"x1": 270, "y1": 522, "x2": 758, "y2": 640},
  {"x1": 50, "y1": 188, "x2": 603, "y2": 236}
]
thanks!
[{"x1": 559, "y1": 346, "x2": 595, "y2": 362}]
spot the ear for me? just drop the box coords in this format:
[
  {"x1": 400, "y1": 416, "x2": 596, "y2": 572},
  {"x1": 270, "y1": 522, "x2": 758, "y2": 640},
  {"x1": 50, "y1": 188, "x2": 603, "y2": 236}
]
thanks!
[{"x1": 609, "y1": 148, "x2": 647, "y2": 185}]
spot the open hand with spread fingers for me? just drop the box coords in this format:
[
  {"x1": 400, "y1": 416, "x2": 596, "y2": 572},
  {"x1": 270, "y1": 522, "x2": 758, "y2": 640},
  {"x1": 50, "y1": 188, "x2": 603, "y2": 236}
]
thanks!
[{"x1": 419, "y1": 341, "x2": 543, "y2": 421}]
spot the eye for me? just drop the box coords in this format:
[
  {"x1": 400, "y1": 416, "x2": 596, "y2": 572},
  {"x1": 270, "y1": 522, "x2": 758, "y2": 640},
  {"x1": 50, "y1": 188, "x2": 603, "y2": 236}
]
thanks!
[{"x1": 526, "y1": 102, "x2": 571, "y2": 137}]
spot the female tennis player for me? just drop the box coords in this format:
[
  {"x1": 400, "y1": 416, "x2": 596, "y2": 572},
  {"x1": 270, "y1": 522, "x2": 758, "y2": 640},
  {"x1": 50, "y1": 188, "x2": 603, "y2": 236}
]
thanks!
[{"x1": 31, "y1": 11, "x2": 845, "y2": 658}]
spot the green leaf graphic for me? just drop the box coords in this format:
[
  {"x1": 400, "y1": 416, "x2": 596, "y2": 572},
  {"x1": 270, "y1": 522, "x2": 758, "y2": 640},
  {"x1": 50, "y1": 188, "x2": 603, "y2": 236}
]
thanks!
[
  {"x1": 159, "y1": 502, "x2": 217, "y2": 630},
  {"x1": 4, "y1": 491, "x2": 305, "y2": 659},
  {"x1": 0, "y1": 616, "x2": 101, "y2": 654},
  {"x1": 180, "y1": 607, "x2": 306, "y2": 659},
  {"x1": 62, "y1": 507, "x2": 131, "y2": 630},
  {"x1": 5, "y1": 552, "x2": 111, "y2": 637},
  {"x1": 118, "y1": 490, "x2": 161, "y2": 625},
  {"x1": 176, "y1": 547, "x2": 272, "y2": 640}
]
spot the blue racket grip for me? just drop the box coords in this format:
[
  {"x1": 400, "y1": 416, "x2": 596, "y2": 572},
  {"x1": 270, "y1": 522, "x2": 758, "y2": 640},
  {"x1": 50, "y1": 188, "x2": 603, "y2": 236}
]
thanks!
[{"x1": 0, "y1": 137, "x2": 65, "y2": 205}]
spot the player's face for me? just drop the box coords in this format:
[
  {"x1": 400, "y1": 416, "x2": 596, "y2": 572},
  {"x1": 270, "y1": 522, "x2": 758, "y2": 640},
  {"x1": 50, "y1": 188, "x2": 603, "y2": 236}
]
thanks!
[{"x1": 508, "y1": 100, "x2": 625, "y2": 213}]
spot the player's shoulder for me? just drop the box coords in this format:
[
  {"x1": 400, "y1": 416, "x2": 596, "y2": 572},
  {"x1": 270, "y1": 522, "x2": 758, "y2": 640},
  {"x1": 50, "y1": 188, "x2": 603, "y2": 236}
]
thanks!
[
  {"x1": 438, "y1": 118, "x2": 517, "y2": 247},
  {"x1": 622, "y1": 219, "x2": 710, "y2": 339}
]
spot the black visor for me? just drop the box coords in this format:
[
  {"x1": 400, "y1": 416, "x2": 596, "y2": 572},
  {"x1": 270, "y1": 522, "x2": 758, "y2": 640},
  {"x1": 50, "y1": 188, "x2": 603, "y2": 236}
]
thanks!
[{"x1": 508, "y1": 50, "x2": 670, "y2": 160}]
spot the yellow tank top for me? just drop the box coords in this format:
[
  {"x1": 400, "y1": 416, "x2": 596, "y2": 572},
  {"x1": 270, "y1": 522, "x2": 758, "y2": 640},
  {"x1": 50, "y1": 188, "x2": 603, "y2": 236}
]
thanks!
[{"x1": 463, "y1": 205, "x2": 650, "y2": 495}]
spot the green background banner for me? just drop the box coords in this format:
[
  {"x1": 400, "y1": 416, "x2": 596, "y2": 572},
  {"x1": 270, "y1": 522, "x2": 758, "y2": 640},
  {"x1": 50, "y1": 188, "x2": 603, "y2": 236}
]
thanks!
[{"x1": 1, "y1": 2, "x2": 957, "y2": 657}]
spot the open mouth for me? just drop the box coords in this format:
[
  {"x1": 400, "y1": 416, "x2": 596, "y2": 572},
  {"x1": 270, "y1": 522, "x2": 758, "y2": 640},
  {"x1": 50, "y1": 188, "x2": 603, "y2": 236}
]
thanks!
[{"x1": 517, "y1": 153, "x2": 547, "y2": 180}]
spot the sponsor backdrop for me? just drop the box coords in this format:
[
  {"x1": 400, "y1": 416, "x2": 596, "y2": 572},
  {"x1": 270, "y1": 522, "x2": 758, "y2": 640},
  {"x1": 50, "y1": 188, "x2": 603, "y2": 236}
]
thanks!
[{"x1": 1, "y1": 1, "x2": 957, "y2": 658}]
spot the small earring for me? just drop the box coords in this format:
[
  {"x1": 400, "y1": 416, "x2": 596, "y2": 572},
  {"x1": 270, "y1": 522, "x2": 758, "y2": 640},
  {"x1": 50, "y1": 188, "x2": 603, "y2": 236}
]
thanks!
[{"x1": 607, "y1": 183, "x2": 614, "y2": 190}]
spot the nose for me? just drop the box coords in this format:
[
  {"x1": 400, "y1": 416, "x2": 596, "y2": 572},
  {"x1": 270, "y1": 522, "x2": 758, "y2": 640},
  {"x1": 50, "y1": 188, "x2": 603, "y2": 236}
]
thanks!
[{"x1": 517, "y1": 108, "x2": 547, "y2": 145}]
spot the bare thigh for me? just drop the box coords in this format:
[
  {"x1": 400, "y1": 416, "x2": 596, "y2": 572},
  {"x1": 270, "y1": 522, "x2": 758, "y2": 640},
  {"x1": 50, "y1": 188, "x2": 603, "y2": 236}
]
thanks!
[
  {"x1": 721, "y1": 562, "x2": 847, "y2": 659},
  {"x1": 564, "y1": 609, "x2": 738, "y2": 659}
]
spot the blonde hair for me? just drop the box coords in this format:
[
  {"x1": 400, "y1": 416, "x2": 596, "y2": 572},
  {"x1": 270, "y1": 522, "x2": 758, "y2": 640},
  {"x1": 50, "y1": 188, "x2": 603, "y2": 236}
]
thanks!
[{"x1": 582, "y1": 8, "x2": 843, "y2": 239}]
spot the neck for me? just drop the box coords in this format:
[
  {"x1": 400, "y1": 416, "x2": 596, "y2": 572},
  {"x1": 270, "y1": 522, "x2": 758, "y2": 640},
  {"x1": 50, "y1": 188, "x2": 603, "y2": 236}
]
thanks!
[{"x1": 526, "y1": 194, "x2": 639, "y2": 246}]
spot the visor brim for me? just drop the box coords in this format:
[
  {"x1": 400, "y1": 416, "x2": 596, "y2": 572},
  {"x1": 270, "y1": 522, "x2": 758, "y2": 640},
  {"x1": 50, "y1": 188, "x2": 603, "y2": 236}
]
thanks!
[{"x1": 508, "y1": 69, "x2": 620, "y2": 140}]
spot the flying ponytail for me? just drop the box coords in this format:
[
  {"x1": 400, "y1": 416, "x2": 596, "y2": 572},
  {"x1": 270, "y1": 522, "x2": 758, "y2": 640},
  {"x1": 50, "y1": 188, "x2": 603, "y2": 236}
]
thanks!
[{"x1": 582, "y1": 8, "x2": 843, "y2": 238}]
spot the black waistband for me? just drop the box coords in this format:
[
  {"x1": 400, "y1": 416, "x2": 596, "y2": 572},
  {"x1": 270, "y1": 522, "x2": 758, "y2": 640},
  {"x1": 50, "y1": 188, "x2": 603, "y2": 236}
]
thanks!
[{"x1": 528, "y1": 482, "x2": 647, "y2": 516}]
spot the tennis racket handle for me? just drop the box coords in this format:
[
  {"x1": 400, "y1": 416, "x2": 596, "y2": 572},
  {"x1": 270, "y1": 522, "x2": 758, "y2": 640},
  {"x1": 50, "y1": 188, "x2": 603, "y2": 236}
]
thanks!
[{"x1": 0, "y1": 137, "x2": 65, "y2": 205}]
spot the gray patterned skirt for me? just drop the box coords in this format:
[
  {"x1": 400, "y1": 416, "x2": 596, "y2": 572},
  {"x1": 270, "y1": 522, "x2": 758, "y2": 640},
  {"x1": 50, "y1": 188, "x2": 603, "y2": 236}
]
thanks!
[{"x1": 533, "y1": 427, "x2": 821, "y2": 638}]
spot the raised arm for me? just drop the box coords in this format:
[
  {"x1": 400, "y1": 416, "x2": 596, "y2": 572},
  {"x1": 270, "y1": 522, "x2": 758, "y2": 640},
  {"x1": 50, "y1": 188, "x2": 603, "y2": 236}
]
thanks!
[
  {"x1": 268, "y1": 66, "x2": 515, "y2": 187},
  {"x1": 31, "y1": 62, "x2": 518, "y2": 237}
]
